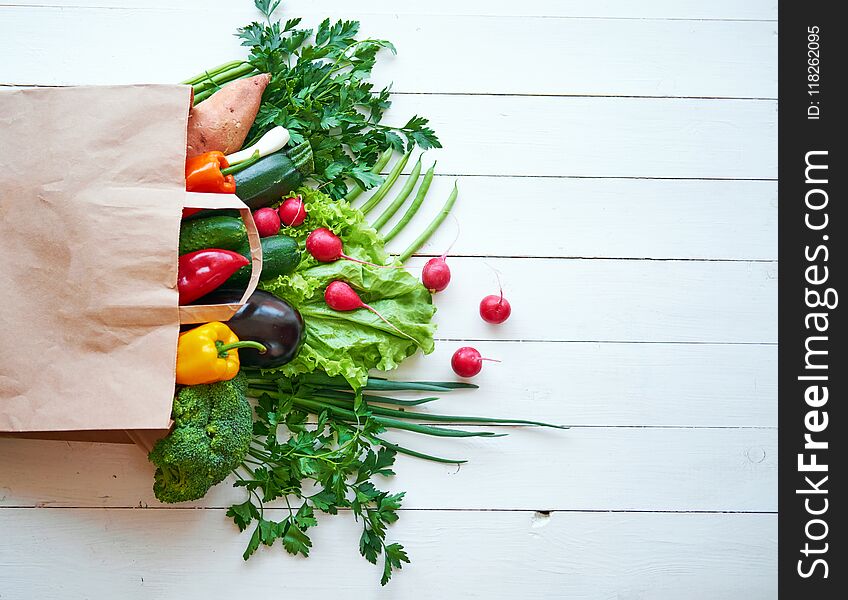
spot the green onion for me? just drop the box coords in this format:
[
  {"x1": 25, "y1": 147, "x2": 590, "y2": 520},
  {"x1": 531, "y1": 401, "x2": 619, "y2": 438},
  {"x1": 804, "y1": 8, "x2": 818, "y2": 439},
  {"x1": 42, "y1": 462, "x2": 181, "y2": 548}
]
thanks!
[
  {"x1": 345, "y1": 147, "x2": 393, "y2": 202},
  {"x1": 304, "y1": 395, "x2": 567, "y2": 429},
  {"x1": 383, "y1": 162, "x2": 436, "y2": 243},
  {"x1": 359, "y1": 150, "x2": 413, "y2": 215},
  {"x1": 219, "y1": 151, "x2": 260, "y2": 176},
  {"x1": 371, "y1": 156, "x2": 423, "y2": 231},
  {"x1": 310, "y1": 389, "x2": 439, "y2": 407},
  {"x1": 398, "y1": 182, "x2": 458, "y2": 263},
  {"x1": 270, "y1": 372, "x2": 477, "y2": 392},
  {"x1": 370, "y1": 436, "x2": 467, "y2": 464},
  {"x1": 289, "y1": 397, "x2": 504, "y2": 438},
  {"x1": 361, "y1": 377, "x2": 477, "y2": 392}
]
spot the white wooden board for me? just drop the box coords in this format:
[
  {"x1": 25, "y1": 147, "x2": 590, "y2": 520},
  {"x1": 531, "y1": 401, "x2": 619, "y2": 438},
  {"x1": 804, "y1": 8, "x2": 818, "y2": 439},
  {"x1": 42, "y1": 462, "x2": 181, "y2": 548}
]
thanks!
[
  {"x1": 0, "y1": 427, "x2": 776, "y2": 511},
  {"x1": 0, "y1": 0, "x2": 777, "y2": 596},
  {"x1": 370, "y1": 177, "x2": 778, "y2": 260},
  {"x1": 0, "y1": 89, "x2": 778, "y2": 181},
  {"x1": 408, "y1": 257, "x2": 776, "y2": 343},
  {"x1": 378, "y1": 95, "x2": 776, "y2": 179},
  {"x1": 0, "y1": 0, "x2": 779, "y2": 20},
  {"x1": 0, "y1": 510, "x2": 777, "y2": 599},
  {"x1": 0, "y1": 7, "x2": 777, "y2": 98}
]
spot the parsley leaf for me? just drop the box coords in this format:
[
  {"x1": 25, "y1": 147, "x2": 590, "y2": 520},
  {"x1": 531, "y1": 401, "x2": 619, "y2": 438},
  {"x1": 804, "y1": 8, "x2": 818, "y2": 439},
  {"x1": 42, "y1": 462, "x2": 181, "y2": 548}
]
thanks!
[
  {"x1": 232, "y1": 2, "x2": 441, "y2": 198},
  {"x1": 383, "y1": 543, "x2": 410, "y2": 585},
  {"x1": 283, "y1": 523, "x2": 313, "y2": 557}
]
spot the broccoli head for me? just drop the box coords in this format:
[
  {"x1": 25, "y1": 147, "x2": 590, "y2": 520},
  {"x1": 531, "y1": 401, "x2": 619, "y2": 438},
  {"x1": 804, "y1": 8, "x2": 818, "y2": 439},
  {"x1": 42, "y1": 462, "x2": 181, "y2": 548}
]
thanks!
[{"x1": 148, "y1": 374, "x2": 253, "y2": 503}]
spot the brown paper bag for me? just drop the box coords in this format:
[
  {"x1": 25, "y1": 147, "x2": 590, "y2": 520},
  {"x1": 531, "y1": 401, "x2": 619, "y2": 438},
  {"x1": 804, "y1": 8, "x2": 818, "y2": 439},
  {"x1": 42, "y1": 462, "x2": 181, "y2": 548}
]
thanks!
[{"x1": 0, "y1": 85, "x2": 262, "y2": 450}]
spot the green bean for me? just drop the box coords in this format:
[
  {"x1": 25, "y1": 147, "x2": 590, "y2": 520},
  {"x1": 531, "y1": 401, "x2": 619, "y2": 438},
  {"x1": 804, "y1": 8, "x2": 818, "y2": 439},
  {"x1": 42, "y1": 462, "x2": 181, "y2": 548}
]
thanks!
[
  {"x1": 188, "y1": 64, "x2": 259, "y2": 106},
  {"x1": 181, "y1": 60, "x2": 245, "y2": 85},
  {"x1": 191, "y1": 69, "x2": 257, "y2": 104},
  {"x1": 358, "y1": 150, "x2": 412, "y2": 215},
  {"x1": 398, "y1": 182, "x2": 458, "y2": 263},
  {"x1": 383, "y1": 162, "x2": 436, "y2": 243},
  {"x1": 344, "y1": 147, "x2": 393, "y2": 202},
  {"x1": 371, "y1": 155, "x2": 423, "y2": 231},
  {"x1": 191, "y1": 63, "x2": 257, "y2": 96}
]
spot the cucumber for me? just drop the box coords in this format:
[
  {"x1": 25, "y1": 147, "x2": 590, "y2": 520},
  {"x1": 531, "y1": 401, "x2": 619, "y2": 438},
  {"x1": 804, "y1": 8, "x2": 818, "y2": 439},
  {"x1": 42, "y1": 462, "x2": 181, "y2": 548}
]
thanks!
[
  {"x1": 179, "y1": 216, "x2": 246, "y2": 255},
  {"x1": 227, "y1": 234, "x2": 301, "y2": 286},
  {"x1": 234, "y1": 141, "x2": 314, "y2": 210}
]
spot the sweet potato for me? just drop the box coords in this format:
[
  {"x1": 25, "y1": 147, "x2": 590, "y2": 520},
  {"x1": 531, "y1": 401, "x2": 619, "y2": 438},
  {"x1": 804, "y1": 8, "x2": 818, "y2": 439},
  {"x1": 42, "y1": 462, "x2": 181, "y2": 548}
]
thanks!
[{"x1": 186, "y1": 73, "x2": 270, "y2": 159}]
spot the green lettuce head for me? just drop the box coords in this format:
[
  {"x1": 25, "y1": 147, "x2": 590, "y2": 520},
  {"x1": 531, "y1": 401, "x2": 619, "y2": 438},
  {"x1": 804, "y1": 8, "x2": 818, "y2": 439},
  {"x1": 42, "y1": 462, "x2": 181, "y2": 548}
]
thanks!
[{"x1": 261, "y1": 187, "x2": 436, "y2": 388}]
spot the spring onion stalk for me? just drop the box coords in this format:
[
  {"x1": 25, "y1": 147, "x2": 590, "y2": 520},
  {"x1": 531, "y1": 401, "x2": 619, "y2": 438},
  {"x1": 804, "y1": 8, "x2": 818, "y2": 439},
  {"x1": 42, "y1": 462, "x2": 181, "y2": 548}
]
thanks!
[
  {"x1": 287, "y1": 397, "x2": 504, "y2": 438},
  {"x1": 369, "y1": 436, "x2": 467, "y2": 464},
  {"x1": 358, "y1": 150, "x2": 413, "y2": 215},
  {"x1": 252, "y1": 371, "x2": 478, "y2": 392},
  {"x1": 383, "y1": 162, "x2": 436, "y2": 243},
  {"x1": 371, "y1": 156, "x2": 423, "y2": 231},
  {"x1": 220, "y1": 151, "x2": 260, "y2": 176},
  {"x1": 246, "y1": 376, "x2": 442, "y2": 406},
  {"x1": 398, "y1": 182, "x2": 458, "y2": 263},
  {"x1": 301, "y1": 395, "x2": 567, "y2": 429},
  {"x1": 310, "y1": 389, "x2": 439, "y2": 407},
  {"x1": 225, "y1": 126, "x2": 290, "y2": 165},
  {"x1": 345, "y1": 147, "x2": 394, "y2": 202}
]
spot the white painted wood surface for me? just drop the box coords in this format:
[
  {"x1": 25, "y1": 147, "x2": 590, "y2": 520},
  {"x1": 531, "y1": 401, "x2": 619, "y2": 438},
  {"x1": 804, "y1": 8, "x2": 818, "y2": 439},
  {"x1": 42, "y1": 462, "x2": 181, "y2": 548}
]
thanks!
[
  {"x1": 0, "y1": 510, "x2": 777, "y2": 599},
  {"x1": 1, "y1": 6, "x2": 778, "y2": 98},
  {"x1": 0, "y1": 1, "x2": 779, "y2": 20},
  {"x1": 381, "y1": 177, "x2": 778, "y2": 261},
  {"x1": 0, "y1": 427, "x2": 777, "y2": 510},
  {"x1": 0, "y1": 1, "x2": 777, "y2": 598}
]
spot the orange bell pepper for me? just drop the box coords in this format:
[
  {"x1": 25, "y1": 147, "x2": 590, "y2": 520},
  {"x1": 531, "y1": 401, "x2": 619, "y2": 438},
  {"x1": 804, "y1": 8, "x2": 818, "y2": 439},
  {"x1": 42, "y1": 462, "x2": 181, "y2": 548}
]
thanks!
[
  {"x1": 183, "y1": 150, "x2": 262, "y2": 218},
  {"x1": 185, "y1": 151, "x2": 236, "y2": 194}
]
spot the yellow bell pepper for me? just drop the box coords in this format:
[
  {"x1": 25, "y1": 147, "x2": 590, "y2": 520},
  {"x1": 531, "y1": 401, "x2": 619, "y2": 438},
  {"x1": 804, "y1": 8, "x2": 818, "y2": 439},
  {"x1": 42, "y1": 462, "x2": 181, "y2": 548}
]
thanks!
[{"x1": 175, "y1": 321, "x2": 266, "y2": 386}]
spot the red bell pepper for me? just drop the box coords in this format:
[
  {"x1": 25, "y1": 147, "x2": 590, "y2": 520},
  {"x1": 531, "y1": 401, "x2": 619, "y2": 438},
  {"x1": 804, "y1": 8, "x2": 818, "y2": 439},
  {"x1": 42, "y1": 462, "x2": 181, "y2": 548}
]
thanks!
[{"x1": 177, "y1": 249, "x2": 249, "y2": 304}]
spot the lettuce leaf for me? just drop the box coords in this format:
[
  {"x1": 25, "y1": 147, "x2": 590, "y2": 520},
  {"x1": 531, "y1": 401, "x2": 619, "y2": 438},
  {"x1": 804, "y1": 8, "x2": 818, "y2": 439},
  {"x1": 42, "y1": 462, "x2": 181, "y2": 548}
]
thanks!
[{"x1": 259, "y1": 187, "x2": 436, "y2": 388}]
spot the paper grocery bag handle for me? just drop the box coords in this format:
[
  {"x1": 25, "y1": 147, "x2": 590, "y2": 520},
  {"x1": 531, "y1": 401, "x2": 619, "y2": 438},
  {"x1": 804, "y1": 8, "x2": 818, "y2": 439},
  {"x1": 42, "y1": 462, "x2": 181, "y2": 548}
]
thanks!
[{"x1": 177, "y1": 192, "x2": 262, "y2": 325}]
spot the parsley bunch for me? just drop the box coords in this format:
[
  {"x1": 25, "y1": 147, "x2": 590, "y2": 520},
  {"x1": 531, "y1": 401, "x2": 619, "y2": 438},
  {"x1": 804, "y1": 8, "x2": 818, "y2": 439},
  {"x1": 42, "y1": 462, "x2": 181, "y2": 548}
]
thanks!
[
  {"x1": 229, "y1": 389, "x2": 409, "y2": 586},
  {"x1": 216, "y1": 0, "x2": 441, "y2": 199},
  {"x1": 227, "y1": 372, "x2": 564, "y2": 585}
]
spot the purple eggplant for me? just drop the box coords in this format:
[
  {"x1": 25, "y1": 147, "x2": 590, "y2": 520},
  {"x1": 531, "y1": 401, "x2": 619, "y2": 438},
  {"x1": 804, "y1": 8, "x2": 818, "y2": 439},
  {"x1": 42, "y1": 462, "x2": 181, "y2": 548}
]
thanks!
[{"x1": 199, "y1": 289, "x2": 305, "y2": 368}]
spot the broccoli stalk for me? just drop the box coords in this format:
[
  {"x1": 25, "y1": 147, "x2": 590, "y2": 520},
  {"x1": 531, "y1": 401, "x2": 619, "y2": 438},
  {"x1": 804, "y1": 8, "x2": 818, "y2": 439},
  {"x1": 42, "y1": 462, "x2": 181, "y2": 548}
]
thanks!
[{"x1": 148, "y1": 374, "x2": 253, "y2": 503}]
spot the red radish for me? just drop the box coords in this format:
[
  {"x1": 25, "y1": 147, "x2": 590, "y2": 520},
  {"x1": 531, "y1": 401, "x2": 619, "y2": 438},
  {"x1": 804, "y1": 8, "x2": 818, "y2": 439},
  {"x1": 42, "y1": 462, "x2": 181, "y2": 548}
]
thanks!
[
  {"x1": 421, "y1": 216, "x2": 459, "y2": 293},
  {"x1": 480, "y1": 270, "x2": 512, "y2": 324},
  {"x1": 324, "y1": 281, "x2": 417, "y2": 343},
  {"x1": 252, "y1": 207, "x2": 281, "y2": 238},
  {"x1": 306, "y1": 228, "x2": 343, "y2": 261},
  {"x1": 422, "y1": 257, "x2": 450, "y2": 292},
  {"x1": 451, "y1": 346, "x2": 500, "y2": 378},
  {"x1": 306, "y1": 228, "x2": 397, "y2": 269},
  {"x1": 279, "y1": 196, "x2": 307, "y2": 227},
  {"x1": 480, "y1": 294, "x2": 511, "y2": 324}
]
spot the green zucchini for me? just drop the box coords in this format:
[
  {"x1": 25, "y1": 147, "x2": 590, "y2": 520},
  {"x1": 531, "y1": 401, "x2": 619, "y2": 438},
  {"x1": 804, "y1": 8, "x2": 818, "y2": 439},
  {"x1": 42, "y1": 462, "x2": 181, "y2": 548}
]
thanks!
[
  {"x1": 227, "y1": 234, "x2": 301, "y2": 286},
  {"x1": 234, "y1": 141, "x2": 314, "y2": 210},
  {"x1": 179, "y1": 216, "x2": 246, "y2": 255}
]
